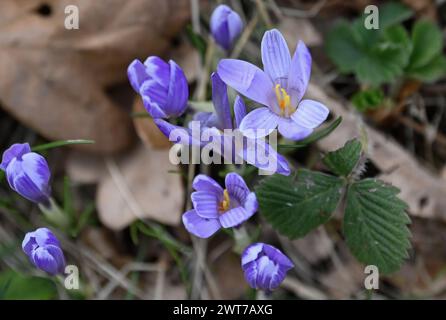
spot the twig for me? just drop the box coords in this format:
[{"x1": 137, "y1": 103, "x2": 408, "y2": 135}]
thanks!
[{"x1": 230, "y1": 13, "x2": 259, "y2": 59}]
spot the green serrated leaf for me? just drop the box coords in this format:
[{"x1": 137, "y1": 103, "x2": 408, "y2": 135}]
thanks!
[
  {"x1": 406, "y1": 54, "x2": 446, "y2": 82},
  {"x1": 408, "y1": 20, "x2": 443, "y2": 70},
  {"x1": 352, "y1": 88, "x2": 384, "y2": 112},
  {"x1": 323, "y1": 139, "x2": 362, "y2": 177},
  {"x1": 344, "y1": 179, "x2": 411, "y2": 274},
  {"x1": 278, "y1": 116, "x2": 342, "y2": 150},
  {"x1": 0, "y1": 271, "x2": 57, "y2": 299},
  {"x1": 256, "y1": 169, "x2": 344, "y2": 239}
]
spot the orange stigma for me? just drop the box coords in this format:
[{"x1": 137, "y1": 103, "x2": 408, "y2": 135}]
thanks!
[
  {"x1": 275, "y1": 84, "x2": 291, "y2": 116},
  {"x1": 219, "y1": 189, "x2": 230, "y2": 213}
]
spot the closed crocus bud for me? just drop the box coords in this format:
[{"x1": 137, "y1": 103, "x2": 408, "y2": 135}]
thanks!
[
  {"x1": 0, "y1": 143, "x2": 51, "y2": 205},
  {"x1": 241, "y1": 243, "x2": 294, "y2": 291},
  {"x1": 22, "y1": 228, "x2": 66, "y2": 276},
  {"x1": 127, "y1": 56, "x2": 189, "y2": 119},
  {"x1": 210, "y1": 4, "x2": 243, "y2": 51}
]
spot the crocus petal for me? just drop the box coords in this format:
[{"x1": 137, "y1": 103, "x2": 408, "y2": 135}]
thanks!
[
  {"x1": 240, "y1": 138, "x2": 291, "y2": 176},
  {"x1": 154, "y1": 119, "x2": 198, "y2": 146},
  {"x1": 192, "y1": 174, "x2": 224, "y2": 194},
  {"x1": 182, "y1": 210, "x2": 221, "y2": 238},
  {"x1": 165, "y1": 60, "x2": 189, "y2": 117},
  {"x1": 233, "y1": 96, "x2": 247, "y2": 129},
  {"x1": 244, "y1": 192, "x2": 259, "y2": 215},
  {"x1": 21, "y1": 153, "x2": 51, "y2": 195},
  {"x1": 262, "y1": 244, "x2": 294, "y2": 269},
  {"x1": 225, "y1": 172, "x2": 249, "y2": 203},
  {"x1": 256, "y1": 255, "x2": 278, "y2": 290},
  {"x1": 241, "y1": 243, "x2": 264, "y2": 266},
  {"x1": 22, "y1": 232, "x2": 37, "y2": 257},
  {"x1": 210, "y1": 5, "x2": 242, "y2": 50},
  {"x1": 291, "y1": 99, "x2": 329, "y2": 129},
  {"x1": 261, "y1": 29, "x2": 291, "y2": 87},
  {"x1": 140, "y1": 81, "x2": 168, "y2": 119},
  {"x1": 211, "y1": 73, "x2": 232, "y2": 130},
  {"x1": 239, "y1": 107, "x2": 279, "y2": 139},
  {"x1": 287, "y1": 41, "x2": 312, "y2": 106},
  {"x1": 143, "y1": 56, "x2": 170, "y2": 88},
  {"x1": 277, "y1": 117, "x2": 313, "y2": 141},
  {"x1": 269, "y1": 265, "x2": 288, "y2": 290},
  {"x1": 31, "y1": 247, "x2": 61, "y2": 275},
  {"x1": 6, "y1": 158, "x2": 50, "y2": 204},
  {"x1": 127, "y1": 59, "x2": 149, "y2": 93},
  {"x1": 219, "y1": 206, "x2": 252, "y2": 228},
  {"x1": 0, "y1": 143, "x2": 31, "y2": 171},
  {"x1": 243, "y1": 261, "x2": 259, "y2": 289},
  {"x1": 191, "y1": 191, "x2": 220, "y2": 219},
  {"x1": 218, "y1": 59, "x2": 275, "y2": 108},
  {"x1": 33, "y1": 228, "x2": 61, "y2": 248}
]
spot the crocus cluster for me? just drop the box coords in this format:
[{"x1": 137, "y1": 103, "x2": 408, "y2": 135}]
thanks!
[
  {"x1": 1, "y1": 143, "x2": 66, "y2": 276},
  {"x1": 0, "y1": 143, "x2": 51, "y2": 205},
  {"x1": 183, "y1": 173, "x2": 258, "y2": 238},
  {"x1": 22, "y1": 228, "x2": 65, "y2": 276}
]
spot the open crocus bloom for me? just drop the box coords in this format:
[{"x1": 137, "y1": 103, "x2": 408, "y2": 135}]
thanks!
[
  {"x1": 182, "y1": 173, "x2": 258, "y2": 238},
  {"x1": 217, "y1": 29, "x2": 329, "y2": 140},
  {"x1": 155, "y1": 73, "x2": 290, "y2": 176}
]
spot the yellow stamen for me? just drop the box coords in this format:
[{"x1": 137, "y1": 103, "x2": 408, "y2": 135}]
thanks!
[
  {"x1": 274, "y1": 84, "x2": 291, "y2": 116},
  {"x1": 219, "y1": 189, "x2": 231, "y2": 213}
]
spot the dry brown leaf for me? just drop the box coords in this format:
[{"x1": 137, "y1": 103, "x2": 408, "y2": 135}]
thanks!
[
  {"x1": 97, "y1": 146, "x2": 184, "y2": 230},
  {"x1": 0, "y1": 0, "x2": 190, "y2": 154},
  {"x1": 132, "y1": 98, "x2": 171, "y2": 150},
  {"x1": 66, "y1": 150, "x2": 106, "y2": 184},
  {"x1": 278, "y1": 18, "x2": 322, "y2": 48}
]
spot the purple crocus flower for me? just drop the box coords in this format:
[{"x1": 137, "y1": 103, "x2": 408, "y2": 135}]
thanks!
[
  {"x1": 127, "y1": 56, "x2": 189, "y2": 118},
  {"x1": 155, "y1": 73, "x2": 290, "y2": 175},
  {"x1": 210, "y1": 4, "x2": 243, "y2": 51},
  {"x1": 0, "y1": 143, "x2": 51, "y2": 205},
  {"x1": 241, "y1": 243, "x2": 294, "y2": 291},
  {"x1": 22, "y1": 228, "x2": 66, "y2": 276},
  {"x1": 182, "y1": 173, "x2": 258, "y2": 238},
  {"x1": 217, "y1": 29, "x2": 329, "y2": 141}
]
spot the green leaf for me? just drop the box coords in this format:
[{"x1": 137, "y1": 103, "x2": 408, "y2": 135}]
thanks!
[
  {"x1": 351, "y1": 88, "x2": 385, "y2": 112},
  {"x1": 378, "y1": 2, "x2": 412, "y2": 29},
  {"x1": 408, "y1": 20, "x2": 443, "y2": 70},
  {"x1": 278, "y1": 116, "x2": 342, "y2": 150},
  {"x1": 32, "y1": 139, "x2": 95, "y2": 152},
  {"x1": 344, "y1": 179, "x2": 411, "y2": 274},
  {"x1": 323, "y1": 139, "x2": 362, "y2": 177},
  {"x1": 326, "y1": 21, "x2": 364, "y2": 73},
  {"x1": 406, "y1": 54, "x2": 446, "y2": 82},
  {"x1": 0, "y1": 271, "x2": 57, "y2": 299},
  {"x1": 256, "y1": 169, "x2": 344, "y2": 239}
]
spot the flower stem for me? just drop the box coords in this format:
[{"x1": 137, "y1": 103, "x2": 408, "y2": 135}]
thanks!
[{"x1": 39, "y1": 198, "x2": 70, "y2": 230}]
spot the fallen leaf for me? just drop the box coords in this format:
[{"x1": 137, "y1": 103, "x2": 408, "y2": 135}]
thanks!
[
  {"x1": 97, "y1": 145, "x2": 184, "y2": 230},
  {"x1": 0, "y1": 0, "x2": 190, "y2": 154},
  {"x1": 132, "y1": 99, "x2": 171, "y2": 150}
]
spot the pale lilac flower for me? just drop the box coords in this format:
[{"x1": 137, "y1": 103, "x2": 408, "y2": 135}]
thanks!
[
  {"x1": 210, "y1": 4, "x2": 243, "y2": 51},
  {"x1": 217, "y1": 29, "x2": 329, "y2": 140},
  {"x1": 22, "y1": 228, "x2": 66, "y2": 276},
  {"x1": 127, "y1": 56, "x2": 189, "y2": 118},
  {"x1": 155, "y1": 73, "x2": 290, "y2": 175},
  {"x1": 182, "y1": 173, "x2": 258, "y2": 238},
  {"x1": 241, "y1": 243, "x2": 294, "y2": 291},
  {"x1": 0, "y1": 143, "x2": 51, "y2": 204}
]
